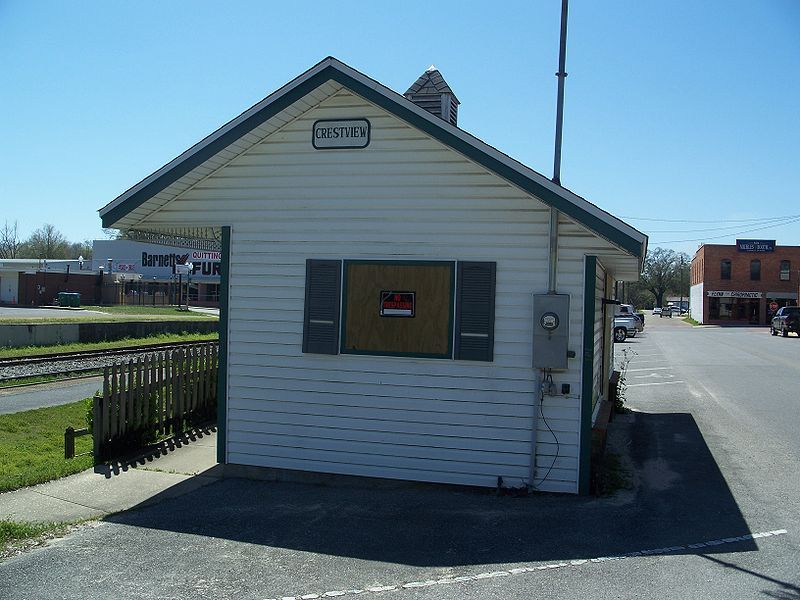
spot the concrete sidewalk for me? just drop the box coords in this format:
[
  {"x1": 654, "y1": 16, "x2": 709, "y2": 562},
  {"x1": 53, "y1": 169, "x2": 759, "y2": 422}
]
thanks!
[{"x1": 0, "y1": 429, "x2": 220, "y2": 523}]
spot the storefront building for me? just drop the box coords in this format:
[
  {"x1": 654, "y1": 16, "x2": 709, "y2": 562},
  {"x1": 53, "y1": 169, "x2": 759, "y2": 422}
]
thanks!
[
  {"x1": 690, "y1": 240, "x2": 800, "y2": 325},
  {"x1": 92, "y1": 239, "x2": 222, "y2": 306},
  {"x1": 98, "y1": 57, "x2": 647, "y2": 494}
]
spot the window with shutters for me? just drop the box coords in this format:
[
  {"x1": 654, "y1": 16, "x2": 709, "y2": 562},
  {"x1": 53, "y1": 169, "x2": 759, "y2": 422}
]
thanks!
[{"x1": 302, "y1": 259, "x2": 496, "y2": 361}]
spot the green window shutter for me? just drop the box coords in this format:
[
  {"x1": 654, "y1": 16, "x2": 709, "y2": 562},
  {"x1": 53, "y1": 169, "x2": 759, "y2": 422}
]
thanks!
[
  {"x1": 302, "y1": 259, "x2": 341, "y2": 354},
  {"x1": 454, "y1": 261, "x2": 496, "y2": 361}
]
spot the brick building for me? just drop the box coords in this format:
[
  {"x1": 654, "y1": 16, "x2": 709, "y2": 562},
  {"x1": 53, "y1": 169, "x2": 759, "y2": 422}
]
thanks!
[{"x1": 689, "y1": 240, "x2": 800, "y2": 325}]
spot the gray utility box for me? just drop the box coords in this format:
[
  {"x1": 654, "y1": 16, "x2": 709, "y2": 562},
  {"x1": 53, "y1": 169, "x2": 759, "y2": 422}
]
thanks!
[{"x1": 532, "y1": 293, "x2": 570, "y2": 370}]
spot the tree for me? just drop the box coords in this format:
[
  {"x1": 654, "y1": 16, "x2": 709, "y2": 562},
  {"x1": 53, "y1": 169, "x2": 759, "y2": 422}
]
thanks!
[
  {"x1": 24, "y1": 224, "x2": 69, "y2": 259},
  {"x1": 0, "y1": 220, "x2": 21, "y2": 258},
  {"x1": 68, "y1": 240, "x2": 93, "y2": 260},
  {"x1": 640, "y1": 247, "x2": 689, "y2": 308}
]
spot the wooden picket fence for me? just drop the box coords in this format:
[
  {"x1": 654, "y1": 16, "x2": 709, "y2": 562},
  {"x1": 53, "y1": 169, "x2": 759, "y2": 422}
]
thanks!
[{"x1": 92, "y1": 343, "x2": 218, "y2": 462}]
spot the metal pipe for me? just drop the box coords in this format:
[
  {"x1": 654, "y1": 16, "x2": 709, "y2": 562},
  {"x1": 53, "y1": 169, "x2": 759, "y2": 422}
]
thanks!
[
  {"x1": 548, "y1": 208, "x2": 559, "y2": 293},
  {"x1": 552, "y1": 0, "x2": 569, "y2": 185},
  {"x1": 548, "y1": 0, "x2": 568, "y2": 293}
]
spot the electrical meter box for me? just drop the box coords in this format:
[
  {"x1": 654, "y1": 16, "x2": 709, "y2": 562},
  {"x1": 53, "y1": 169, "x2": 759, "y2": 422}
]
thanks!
[{"x1": 533, "y1": 293, "x2": 570, "y2": 370}]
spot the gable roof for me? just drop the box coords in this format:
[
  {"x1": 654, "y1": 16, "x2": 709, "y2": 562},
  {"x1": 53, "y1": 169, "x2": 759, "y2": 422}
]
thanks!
[{"x1": 99, "y1": 56, "x2": 647, "y2": 261}]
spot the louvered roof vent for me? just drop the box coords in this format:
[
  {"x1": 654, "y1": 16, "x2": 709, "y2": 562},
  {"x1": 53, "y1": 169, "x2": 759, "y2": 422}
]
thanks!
[{"x1": 404, "y1": 65, "x2": 460, "y2": 127}]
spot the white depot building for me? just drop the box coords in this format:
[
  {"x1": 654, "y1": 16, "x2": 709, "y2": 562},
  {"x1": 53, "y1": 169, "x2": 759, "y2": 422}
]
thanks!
[{"x1": 98, "y1": 58, "x2": 647, "y2": 494}]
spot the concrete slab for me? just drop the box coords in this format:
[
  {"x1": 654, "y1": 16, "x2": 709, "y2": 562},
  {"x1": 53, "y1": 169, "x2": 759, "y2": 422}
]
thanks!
[{"x1": 0, "y1": 430, "x2": 220, "y2": 523}]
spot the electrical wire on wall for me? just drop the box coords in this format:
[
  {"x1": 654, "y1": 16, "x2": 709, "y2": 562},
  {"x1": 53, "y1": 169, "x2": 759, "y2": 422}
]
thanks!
[{"x1": 531, "y1": 368, "x2": 560, "y2": 490}]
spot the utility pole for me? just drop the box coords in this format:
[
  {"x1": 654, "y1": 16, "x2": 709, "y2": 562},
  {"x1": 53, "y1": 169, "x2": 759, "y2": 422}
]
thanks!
[{"x1": 552, "y1": 0, "x2": 569, "y2": 185}]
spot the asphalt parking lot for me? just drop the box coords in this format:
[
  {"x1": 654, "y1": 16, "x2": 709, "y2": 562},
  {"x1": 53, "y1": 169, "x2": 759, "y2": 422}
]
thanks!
[{"x1": 1, "y1": 314, "x2": 797, "y2": 599}]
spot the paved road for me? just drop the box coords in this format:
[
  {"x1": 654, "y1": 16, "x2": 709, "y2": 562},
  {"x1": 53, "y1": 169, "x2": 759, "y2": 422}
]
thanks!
[
  {"x1": 1, "y1": 315, "x2": 797, "y2": 599},
  {"x1": 0, "y1": 377, "x2": 102, "y2": 414}
]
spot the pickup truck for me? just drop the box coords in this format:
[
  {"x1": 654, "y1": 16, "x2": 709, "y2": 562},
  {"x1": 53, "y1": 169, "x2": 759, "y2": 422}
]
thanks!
[
  {"x1": 770, "y1": 306, "x2": 800, "y2": 337},
  {"x1": 617, "y1": 304, "x2": 644, "y2": 330},
  {"x1": 613, "y1": 314, "x2": 641, "y2": 342}
]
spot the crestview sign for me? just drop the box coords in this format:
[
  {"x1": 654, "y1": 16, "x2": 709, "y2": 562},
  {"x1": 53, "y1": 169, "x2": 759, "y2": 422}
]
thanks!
[{"x1": 312, "y1": 119, "x2": 370, "y2": 149}]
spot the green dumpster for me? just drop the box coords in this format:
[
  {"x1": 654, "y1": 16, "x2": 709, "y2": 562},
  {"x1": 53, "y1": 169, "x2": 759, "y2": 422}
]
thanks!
[{"x1": 57, "y1": 292, "x2": 81, "y2": 307}]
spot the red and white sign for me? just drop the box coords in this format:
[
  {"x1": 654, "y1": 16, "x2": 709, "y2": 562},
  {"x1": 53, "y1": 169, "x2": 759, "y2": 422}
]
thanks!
[{"x1": 380, "y1": 291, "x2": 415, "y2": 317}]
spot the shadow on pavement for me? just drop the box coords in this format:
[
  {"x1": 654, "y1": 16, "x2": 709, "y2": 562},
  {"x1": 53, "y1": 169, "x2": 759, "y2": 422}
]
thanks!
[
  {"x1": 95, "y1": 425, "x2": 217, "y2": 478},
  {"x1": 106, "y1": 411, "x2": 757, "y2": 567}
]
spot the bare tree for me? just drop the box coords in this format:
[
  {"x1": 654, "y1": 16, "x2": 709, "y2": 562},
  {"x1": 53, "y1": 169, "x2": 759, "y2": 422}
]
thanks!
[
  {"x1": 0, "y1": 220, "x2": 22, "y2": 258},
  {"x1": 24, "y1": 224, "x2": 69, "y2": 259},
  {"x1": 68, "y1": 240, "x2": 93, "y2": 260}
]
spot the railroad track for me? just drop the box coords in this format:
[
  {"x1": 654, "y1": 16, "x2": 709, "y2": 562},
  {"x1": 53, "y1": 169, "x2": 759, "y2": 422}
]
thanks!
[{"x1": 0, "y1": 340, "x2": 219, "y2": 380}]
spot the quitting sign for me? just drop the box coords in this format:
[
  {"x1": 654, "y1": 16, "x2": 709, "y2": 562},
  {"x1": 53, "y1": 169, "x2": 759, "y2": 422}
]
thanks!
[{"x1": 380, "y1": 291, "x2": 415, "y2": 317}]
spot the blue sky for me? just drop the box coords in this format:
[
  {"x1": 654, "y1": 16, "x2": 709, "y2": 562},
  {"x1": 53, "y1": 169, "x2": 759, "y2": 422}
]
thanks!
[{"x1": 1, "y1": 1, "x2": 798, "y2": 257}]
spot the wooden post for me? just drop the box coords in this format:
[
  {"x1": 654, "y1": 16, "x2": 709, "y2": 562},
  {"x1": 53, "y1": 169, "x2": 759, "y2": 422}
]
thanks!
[
  {"x1": 126, "y1": 359, "x2": 135, "y2": 436},
  {"x1": 93, "y1": 395, "x2": 102, "y2": 462},
  {"x1": 65, "y1": 427, "x2": 75, "y2": 459},
  {"x1": 102, "y1": 366, "x2": 110, "y2": 442},
  {"x1": 143, "y1": 354, "x2": 151, "y2": 432},
  {"x1": 158, "y1": 352, "x2": 166, "y2": 435},
  {"x1": 193, "y1": 346, "x2": 199, "y2": 413},
  {"x1": 135, "y1": 357, "x2": 143, "y2": 430},
  {"x1": 113, "y1": 362, "x2": 121, "y2": 439}
]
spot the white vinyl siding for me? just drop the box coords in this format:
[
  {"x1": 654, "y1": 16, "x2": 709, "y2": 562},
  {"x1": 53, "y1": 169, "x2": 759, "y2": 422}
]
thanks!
[{"x1": 144, "y1": 87, "x2": 631, "y2": 494}]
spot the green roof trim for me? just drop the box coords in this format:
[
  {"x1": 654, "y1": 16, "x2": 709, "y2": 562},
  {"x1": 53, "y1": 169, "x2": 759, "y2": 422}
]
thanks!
[{"x1": 101, "y1": 61, "x2": 644, "y2": 259}]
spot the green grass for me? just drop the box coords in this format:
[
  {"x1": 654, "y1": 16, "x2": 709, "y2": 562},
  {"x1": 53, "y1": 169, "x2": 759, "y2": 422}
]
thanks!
[
  {"x1": 683, "y1": 316, "x2": 701, "y2": 326},
  {"x1": 0, "y1": 305, "x2": 217, "y2": 324},
  {"x1": 0, "y1": 520, "x2": 67, "y2": 546},
  {"x1": 0, "y1": 331, "x2": 219, "y2": 359},
  {"x1": 0, "y1": 520, "x2": 74, "y2": 560},
  {"x1": 0, "y1": 400, "x2": 94, "y2": 493},
  {"x1": 80, "y1": 305, "x2": 217, "y2": 317}
]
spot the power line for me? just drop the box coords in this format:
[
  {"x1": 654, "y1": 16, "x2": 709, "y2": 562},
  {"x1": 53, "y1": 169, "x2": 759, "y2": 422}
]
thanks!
[
  {"x1": 646, "y1": 217, "x2": 789, "y2": 234},
  {"x1": 622, "y1": 213, "x2": 800, "y2": 224},
  {"x1": 652, "y1": 216, "x2": 800, "y2": 244}
]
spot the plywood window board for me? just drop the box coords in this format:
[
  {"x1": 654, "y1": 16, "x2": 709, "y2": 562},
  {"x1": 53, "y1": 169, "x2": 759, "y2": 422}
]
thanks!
[{"x1": 341, "y1": 261, "x2": 455, "y2": 358}]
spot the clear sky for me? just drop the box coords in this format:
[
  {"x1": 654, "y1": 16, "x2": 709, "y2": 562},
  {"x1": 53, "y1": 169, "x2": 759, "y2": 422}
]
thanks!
[{"x1": 1, "y1": 1, "x2": 798, "y2": 257}]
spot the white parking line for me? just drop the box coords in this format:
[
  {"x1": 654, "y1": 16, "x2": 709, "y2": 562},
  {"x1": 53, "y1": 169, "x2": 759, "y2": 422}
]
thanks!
[
  {"x1": 266, "y1": 530, "x2": 788, "y2": 600},
  {"x1": 627, "y1": 367, "x2": 673, "y2": 372},
  {"x1": 627, "y1": 381, "x2": 685, "y2": 388}
]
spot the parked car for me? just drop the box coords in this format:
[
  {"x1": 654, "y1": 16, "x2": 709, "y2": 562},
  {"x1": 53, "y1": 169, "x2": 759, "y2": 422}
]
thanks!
[
  {"x1": 613, "y1": 314, "x2": 640, "y2": 342},
  {"x1": 617, "y1": 304, "x2": 644, "y2": 331},
  {"x1": 653, "y1": 307, "x2": 662, "y2": 315},
  {"x1": 770, "y1": 306, "x2": 800, "y2": 337}
]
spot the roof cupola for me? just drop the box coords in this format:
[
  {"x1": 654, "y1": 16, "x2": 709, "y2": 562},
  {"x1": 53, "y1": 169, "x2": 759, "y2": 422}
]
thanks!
[{"x1": 404, "y1": 65, "x2": 460, "y2": 126}]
